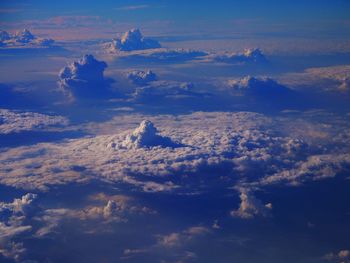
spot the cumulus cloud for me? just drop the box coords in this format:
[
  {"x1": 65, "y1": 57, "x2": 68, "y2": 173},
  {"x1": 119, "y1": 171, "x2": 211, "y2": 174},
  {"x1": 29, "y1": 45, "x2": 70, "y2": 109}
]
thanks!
[
  {"x1": 118, "y1": 120, "x2": 183, "y2": 149},
  {"x1": 106, "y1": 28, "x2": 161, "y2": 52},
  {"x1": 0, "y1": 29, "x2": 55, "y2": 48},
  {"x1": 230, "y1": 189, "x2": 272, "y2": 219},
  {"x1": 227, "y1": 76, "x2": 293, "y2": 98},
  {"x1": 58, "y1": 54, "x2": 114, "y2": 100},
  {"x1": 206, "y1": 48, "x2": 267, "y2": 64},
  {"x1": 0, "y1": 109, "x2": 69, "y2": 134},
  {"x1": 126, "y1": 70, "x2": 157, "y2": 86}
]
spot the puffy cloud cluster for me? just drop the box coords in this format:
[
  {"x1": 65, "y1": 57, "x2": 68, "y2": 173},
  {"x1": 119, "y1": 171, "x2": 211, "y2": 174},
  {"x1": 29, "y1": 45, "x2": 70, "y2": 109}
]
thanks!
[
  {"x1": 0, "y1": 192, "x2": 155, "y2": 261},
  {"x1": 106, "y1": 28, "x2": 161, "y2": 52},
  {"x1": 127, "y1": 70, "x2": 157, "y2": 86},
  {"x1": 58, "y1": 54, "x2": 113, "y2": 100},
  {"x1": 0, "y1": 193, "x2": 37, "y2": 261},
  {"x1": 230, "y1": 189, "x2": 272, "y2": 219},
  {"x1": 206, "y1": 48, "x2": 267, "y2": 64},
  {"x1": 0, "y1": 109, "x2": 69, "y2": 134},
  {"x1": 0, "y1": 29, "x2": 55, "y2": 48}
]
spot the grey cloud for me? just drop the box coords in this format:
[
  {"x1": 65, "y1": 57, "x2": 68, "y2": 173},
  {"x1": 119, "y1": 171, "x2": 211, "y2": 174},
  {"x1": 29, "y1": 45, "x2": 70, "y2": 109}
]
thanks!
[
  {"x1": 227, "y1": 76, "x2": 293, "y2": 98},
  {"x1": 58, "y1": 54, "x2": 114, "y2": 100}
]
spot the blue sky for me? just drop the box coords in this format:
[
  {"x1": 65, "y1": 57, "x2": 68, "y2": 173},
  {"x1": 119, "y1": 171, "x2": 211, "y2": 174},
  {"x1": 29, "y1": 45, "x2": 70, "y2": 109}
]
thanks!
[{"x1": 1, "y1": 0, "x2": 349, "y2": 22}]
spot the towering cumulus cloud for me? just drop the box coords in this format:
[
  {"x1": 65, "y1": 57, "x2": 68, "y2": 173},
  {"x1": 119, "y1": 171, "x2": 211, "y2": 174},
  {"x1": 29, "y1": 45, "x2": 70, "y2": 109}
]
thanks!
[
  {"x1": 58, "y1": 54, "x2": 113, "y2": 100},
  {"x1": 120, "y1": 120, "x2": 181, "y2": 149},
  {"x1": 107, "y1": 29, "x2": 161, "y2": 52}
]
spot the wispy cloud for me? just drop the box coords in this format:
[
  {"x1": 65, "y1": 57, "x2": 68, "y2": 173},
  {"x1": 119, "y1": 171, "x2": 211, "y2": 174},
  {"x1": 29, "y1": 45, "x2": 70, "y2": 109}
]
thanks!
[
  {"x1": 115, "y1": 5, "x2": 150, "y2": 11},
  {"x1": 0, "y1": 8, "x2": 23, "y2": 14}
]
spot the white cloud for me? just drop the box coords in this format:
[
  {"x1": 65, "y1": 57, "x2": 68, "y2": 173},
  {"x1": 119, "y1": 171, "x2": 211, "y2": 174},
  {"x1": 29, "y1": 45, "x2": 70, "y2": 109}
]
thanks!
[
  {"x1": 119, "y1": 120, "x2": 182, "y2": 149},
  {"x1": 0, "y1": 111, "x2": 348, "y2": 204},
  {"x1": 132, "y1": 81, "x2": 204, "y2": 102},
  {"x1": 0, "y1": 109, "x2": 69, "y2": 134},
  {"x1": 230, "y1": 189, "x2": 272, "y2": 219},
  {"x1": 106, "y1": 29, "x2": 161, "y2": 52},
  {"x1": 324, "y1": 249, "x2": 350, "y2": 263},
  {"x1": 126, "y1": 70, "x2": 157, "y2": 86},
  {"x1": 205, "y1": 48, "x2": 267, "y2": 64},
  {"x1": 157, "y1": 226, "x2": 210, "y2": 248},
  {"x1": 107, "y1": 47, "x2": 208, "y2": 62},
  {"x1": 0, "y1": 29, "x2": 55, "y2": 48},
  {"x1": 0, "y1": 193, "x2": 37, "y2": 262}
]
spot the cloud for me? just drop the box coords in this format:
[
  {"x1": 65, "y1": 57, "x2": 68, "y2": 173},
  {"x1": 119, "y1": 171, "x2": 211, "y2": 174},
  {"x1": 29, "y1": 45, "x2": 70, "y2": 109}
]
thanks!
[
  {"x1": 115, "y1": 5, "x2": 150, "y2": 11},
  {"x1": 157, "y1": 226, "x2": 210, "y2": 248},
  {"x1": 58, "y1": 54, "x2": 114, "y2": 100},
  {"x1": 230, "y1": 189, "x2": 272, "y2": 219},
  {"x1": 106, "y1": 28, "x2": 161, "y2": 52},
  {"x1": 227, "y1": 76, "x2": 293, "y2": 98},
  {"x1": 127, "y1": 70, "x2": 157, "y2": 86},
  {"x1": 0, "y1": 109, "x2": 69, "y2": 134},
  {"x1": 324, "y1": 249, "x2": 350, "y2": 263},
  {"x1": 118, "y1": 120, "x2": 183, "y2": 149},
  {"x1": 132, "y1": 81, "x2": 206, "y2": 102},
  {"x1": 108, "y1": 47, "x2": 208, "y2": 63},
  {"x1": 0, "y1": 111, "x2": 345, "y2": 194},
  {"x1": 205, "y1": 48, "x2": 267, "y2": 64},
  {"x1": 0, "y1": 29, "x2": 55, "y2": 48},
  {"x1": 0, "y1": 193, "x2": 37, "y2": 262}
]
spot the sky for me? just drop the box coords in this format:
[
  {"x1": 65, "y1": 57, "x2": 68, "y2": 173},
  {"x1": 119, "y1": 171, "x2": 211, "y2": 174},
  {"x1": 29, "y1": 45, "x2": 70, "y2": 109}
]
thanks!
[{"x1": 0, "y1": 1, "x2": 350, "y2": 263}]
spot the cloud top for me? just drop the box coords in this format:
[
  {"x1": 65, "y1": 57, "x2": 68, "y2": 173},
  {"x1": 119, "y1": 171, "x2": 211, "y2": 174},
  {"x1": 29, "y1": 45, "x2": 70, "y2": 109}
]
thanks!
[
  {"x1": 108, "y1": 29, "x2": 161, "y2": 52},
  {"x1": 58, "y1": 54, "x2": 112, "y2": 100},
  {"x1": 127, "y1": 70, "x2": 157, "y2": 86},
  {"x1": 120, "y1": 120, "x2": 182, "y2": 149}
]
